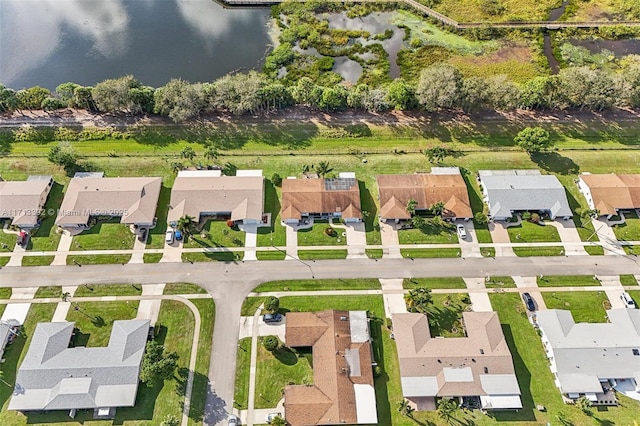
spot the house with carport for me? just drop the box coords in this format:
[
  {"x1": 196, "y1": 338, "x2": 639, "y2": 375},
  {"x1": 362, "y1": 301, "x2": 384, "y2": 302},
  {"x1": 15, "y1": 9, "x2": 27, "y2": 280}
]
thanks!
[
  {"x1": 376, "y1": 167, "x2": 472, "y2": 222},
  {"x1": 284, "y1": 310, "x2": 378, "y2": 425},
  {"x1": 167, "y1": 170, "x2": 265, "y2": 226},
  {"x1": 55, "y1": 172, "x2": 161, "y2": 231},
  {"x1": 536, "y1": 309, "x2": 640, "y2": 404},
  {"x1": 478, "y1": 170, "x2": 572, "y2": 221},
  {"x1": 578, "y1": 173, "x2": 640, "y2": 219},
  {"x1": 280, "y1": 173, "x2": 361, "y2": 225},
  {"x1": 392, "y1": 311, "x2": 522, "y2": 411},
  {"x1": 0, "y1": 175, "x2": 53, "y2": 230}
]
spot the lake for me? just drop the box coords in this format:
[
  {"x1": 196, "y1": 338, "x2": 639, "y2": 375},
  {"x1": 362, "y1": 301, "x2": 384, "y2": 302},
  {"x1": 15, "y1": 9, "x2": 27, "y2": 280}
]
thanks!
[{"x1": 0, "y1": 0, "x2": 272, "y2": 90}]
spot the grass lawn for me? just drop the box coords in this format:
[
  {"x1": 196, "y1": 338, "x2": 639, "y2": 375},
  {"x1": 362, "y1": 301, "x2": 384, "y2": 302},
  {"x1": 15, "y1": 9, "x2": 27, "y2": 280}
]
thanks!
[
  {"x1": 65, "y1": 301, "x2": 139, "y2": 347},
  {"x1": 484, "y1": 276, "x2": 516, "y2": 288},
  {"x1": 254, "y1": 279, "x2": 380, "y2": 292},
  {"x1": 585, "y1": 245, "x2": 605, "y2": 255},
  {"x1": 297, "y1": 249, "x2": 348, "y2": 260},
  {"x1": 234, "y1": 337, "x2": 252, "y2": 410},
  {"x1": 147, "y1": 185, "x2": 171, "y2": 249},
  {"x1": 241, "y1": 297, "x2": 265, "y2": 316},
  {"x1": 0, "y1": 222, "x2": 16, "y2": 251},
  {"x1": 507, "y1": 220, "x2": 561, "y2": 243},
  {"x1": 188, "y1": 298, "x2": 215, "y2": 425},
  {"x1": 628, "y1": 291, "x2": 640, "y2": 308},
  {"x1": 34, "y1": 286, "x2": 62, "y2": 298},
  {"x1": 21, "y1": 255, "x2": 54, "y2": 266},
  {"x1": 255, "y1": 340, "x2": 313, "y2": 409},
  {"x1": 163, "y1": 282, "x2": 207, "y2": 295},
  {"x1": 424, "y1": 293, "x2": 471, "y2": 337},
  {"x1": 182, "y1": 251, "x2": 239, "y2": 262},
  {"x1": 0, "y1": 257, "x2": 9, "y2": 267},
  {"x1": 184, "y1": 220, "x2": 245, "y2": 248},
  {"x1": 143, "y1": 253, "x2": 163, "y2": 263},
  {"x1": 613, "y1": 210, "x2": 640, "y2": 241},
  {"x1": 279, "y1": 295, "x2": 384, "y2": 317},
  {"x1": 0, "y1": 288, "x2": 11, "y2": 299},
  {"x1": 624, "y1": 245, "x2": 640, "y2": 255},
  {"x1": 621, "y1": 274, "x2": 639, "y2": 286},
  {"x1": 403, "y1": 277, "x2": 466, "y2": 289},
  {"x1": 542, "y1": 291, "x2": 610, "y2": 323},
  {"x1": 256, "y1": 180, "x2": 286, "y2": 248},
  {"x1": 74, "y1": 283, "x2": 143, "y2": 297},
  {"x1": 360, "y1": 181, "x2": 382, "y2": 245},
  {"x1": 297, "y1": 221, "x2": 346, "y2": 246},
  {"x1": 27, "y1": 182, "x2": 64, "y2": 251},
  {"x1": 397, "y1": 224, "x2": 456, "y2": 244},
  {"x1": 66, "y1": 254, "x2": 131, "y2": 265},
  {"x1": 366, "y1": 249, "x2": 383, "y2": 259},
  {"x1": 513, "y1": 246, "x2": 565, "y2": 257},
  {"x1": 256, "y1": 250, "x2": 286, "y2": 260},
  {"x1": 400, "y1": 248, "x2": 460, "y2": 258},
  {"x1": 537, "y1": 275, "x2": 601, "y2": 287},
  {"x1": 70, "y1": 219, "x2": 135, "y2": 251}
]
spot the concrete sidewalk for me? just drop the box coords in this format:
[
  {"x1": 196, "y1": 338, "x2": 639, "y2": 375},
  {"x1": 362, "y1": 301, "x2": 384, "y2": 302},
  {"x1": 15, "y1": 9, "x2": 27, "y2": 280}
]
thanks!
[
  {"x1": 242, "y1": 224, "x2": 258, "y2": 261},
  {"x1": 1, "y1": 287, "x2": 38, "y2": 325},
  {"x1": 128, "y1": 233, "x2": 146, "y2": 264},
  {"x1": 546, "y1": 220, "x2": 586, "y2": 256},
  {"x1": 591, "y1": 219, "x2": 625, "y2": 256},
  {"x1": 380, "y1": 279, "x2": 407, "y2": 318},
  {"x1": 284, "y1": 224, "x2": 298, "y2": 260},
  {"x1": 51, "y1": 230, "x2": 73, "y2": 266},
  {"x1": 52, "y1": 286, "x2": 78, "y2": 322},
  {"x1": 136, "y1": 284, "x2": 166, "y2": 324},
  {"x1": 598, "y1": 275, "x2": 626, "y2": 309},
  {"x1": 463, "y1": 277, "x2": 492, "y2": 312}
]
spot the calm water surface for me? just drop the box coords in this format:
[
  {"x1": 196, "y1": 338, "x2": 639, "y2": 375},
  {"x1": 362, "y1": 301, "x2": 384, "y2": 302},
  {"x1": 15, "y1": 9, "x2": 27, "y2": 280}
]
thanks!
[{"x1": 0, "y1": 0, "x2": 271, "y2": 90}]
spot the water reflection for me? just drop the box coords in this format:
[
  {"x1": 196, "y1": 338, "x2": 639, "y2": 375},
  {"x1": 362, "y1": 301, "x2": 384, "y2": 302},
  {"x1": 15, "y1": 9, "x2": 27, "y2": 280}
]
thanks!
[{"x1": 0, "y1": 0, "x2": 270, "y2": 89}]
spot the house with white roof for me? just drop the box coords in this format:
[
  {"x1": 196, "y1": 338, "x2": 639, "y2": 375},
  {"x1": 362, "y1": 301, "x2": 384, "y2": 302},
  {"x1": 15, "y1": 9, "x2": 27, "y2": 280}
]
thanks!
[
  {"x1": 478, "y1": 170, "x2": 572, "y2": 221},
  {"x1": 536, "y1": 309, "x2": 640, "y2": 404}
]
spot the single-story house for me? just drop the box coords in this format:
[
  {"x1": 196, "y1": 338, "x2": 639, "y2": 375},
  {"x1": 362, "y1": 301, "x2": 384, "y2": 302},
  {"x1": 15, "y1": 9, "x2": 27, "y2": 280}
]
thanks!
[
  {"x1": 478, "y1": 170, "x2": 572, "y2": 221},
  {"x1": 167, "y1": 170, "x2": 264, "y2": 225},
  {"x1": 578, "y1": 173, "x2": 640, "y2": 219},
  {"x1": 377, "y1": 167, "x2": 472, "y2": 222},
  {"x1": 536, "y1": 309, "x2": 640, "y2": 404},
  {"x1": 0, "y1": 320, "x2": 19, "y2": 361},
  {"x1": 392, "y1": 311, "x2": 522, "y2": 411},
  {"x1": 55, "y1": 172, "x2": 161, "y2": 230},
  {"x1": 0, "y1": 175, "x2": 53, "y2": 229},
  {"x1": 280, "y1": 173, "x2": 362, "y2": 224},
  {"x1": 9, "y1": 319, "x2": 150, "y2": 412},
  {"x1": 284, "y1": 310, "x2": 378, "y2": 425}
]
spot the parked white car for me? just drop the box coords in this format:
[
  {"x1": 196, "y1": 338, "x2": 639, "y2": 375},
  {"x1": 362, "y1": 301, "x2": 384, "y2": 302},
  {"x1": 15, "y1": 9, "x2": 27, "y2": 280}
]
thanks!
[
  {"x1": 620, "y1": 292, "x2": 636, "y2": 309},
  {"x1": 165, "y1": 229, "x2": 174, "y2": 244},
  {"x1": 457, "y1": 223, "x2": 467, "y2": 240}
]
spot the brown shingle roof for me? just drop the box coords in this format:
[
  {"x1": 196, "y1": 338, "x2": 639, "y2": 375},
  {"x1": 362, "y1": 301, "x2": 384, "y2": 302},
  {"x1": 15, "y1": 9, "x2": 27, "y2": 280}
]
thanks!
[
  {"x1": 376, "y1": 174, "x2": 472, "y2": 220},
  {"x1": 581, "y1": 174, "x2": 640, "y2": 216},
  {"x1": 392, "y1": 312, "x2": 519, "y2": 398},
  {"x1": 281, "y1": 178, "x2": 361, "y2": 221},
  {"x1": 284, "y1": 311, "x2": 376, "y2": 426}
]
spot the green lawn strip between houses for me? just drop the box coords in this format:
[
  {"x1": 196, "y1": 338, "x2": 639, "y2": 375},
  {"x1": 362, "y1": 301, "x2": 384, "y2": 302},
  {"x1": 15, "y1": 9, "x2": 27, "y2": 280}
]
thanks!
[
  {"x1": 536, "y1": 275, "x2": 602, "y2": 287},
  {"x1": 233, "y1": 338, "x2": 252, "y2": 410},
  {"x1": 400, "y1": 248, "x2": 460, "y2": 258},
  {"x1": 542, "y1": 291, "x2": 610, "y2": 323},
  {"x1": 21, "y1": 256, "x2": 54, "y2": 266},
  {"x1": 403, "y1": 277, "x2": 467, "y2": 289},
  {"x1": 66, "y1": 254, "x2": 132, "y2": 265},
  {"x1": 253, "y1": 279, "x2": 381, "y2": 292}
]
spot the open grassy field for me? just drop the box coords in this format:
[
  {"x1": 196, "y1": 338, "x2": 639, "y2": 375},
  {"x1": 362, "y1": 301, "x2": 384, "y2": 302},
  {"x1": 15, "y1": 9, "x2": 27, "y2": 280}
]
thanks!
[{"x1": 542, "y1": 291, "x2": 610, "y2": 323}]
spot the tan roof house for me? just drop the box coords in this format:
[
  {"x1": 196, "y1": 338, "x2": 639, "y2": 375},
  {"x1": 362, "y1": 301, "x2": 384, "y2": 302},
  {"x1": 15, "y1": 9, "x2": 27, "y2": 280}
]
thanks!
[
  {"x1": 284, "y1": 310, "x2": 378, "y2": 426},
  {"x1": 0, "y1": 176, "x2": 53, "y2": 229},
  {"x1": 392, "y1": 311, "x2": 522, "y2": 411},
  {"x1": 55, "y1": 173, "x2": 161, "y2": 229},
  {"x1": 578, "y1": 173, "x2": 640, "y2": 218},
  {"x1": 377, "y1": 167, "x2": 472, "y2": 221},
  {"x1": 281, "y1": 173, "x2": 361, "y2": 224},
  {"x1": 167, "y1": 170, "x2": 264, "y2": 225}
]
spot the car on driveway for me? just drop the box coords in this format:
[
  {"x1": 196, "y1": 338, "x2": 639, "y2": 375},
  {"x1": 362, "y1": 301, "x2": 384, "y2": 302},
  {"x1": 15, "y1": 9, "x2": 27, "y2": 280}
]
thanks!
[
  {"x1": 522, "y1": 292, "x2": 536, "y2": 311},
  {"x1": 228, "y1": 414, "x2": 239, "y2": 425},
  {"x1": 621, "y1": 292, "x2": 636, "y2": 309},
  {"x1": 266, "y1": 413, "x2": 282, "y2": 423},
  {"x1": 263, "y1": 313, "x2": 283, "y2": 324},
  {"x1": 165, "y1": 229, "x2": 174, "y2": 244},
  {"x1": 175, "y1": 230, "x2": 183, "y2": 241},
  {"x1": 456, "y1": 223, "x2": 467, "y2": 240},
  {"x1": 16, "y1": 231, "x2": 28, "y2": 247}
]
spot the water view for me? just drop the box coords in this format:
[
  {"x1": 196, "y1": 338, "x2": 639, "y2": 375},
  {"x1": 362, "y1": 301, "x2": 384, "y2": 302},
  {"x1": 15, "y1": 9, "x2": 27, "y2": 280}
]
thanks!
[{"x1": 0, "y1": 0, "x2": 272, "y2": 90}]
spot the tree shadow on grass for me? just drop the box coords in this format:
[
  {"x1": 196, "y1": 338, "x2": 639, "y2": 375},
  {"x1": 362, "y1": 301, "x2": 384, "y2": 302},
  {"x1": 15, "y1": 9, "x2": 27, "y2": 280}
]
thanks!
[
  {"x1": 530, "y1": 152, "x2": 580, "y2": 175},
  {"x1": 273, "y1": 346, "x2": 300, "y2": 366}
]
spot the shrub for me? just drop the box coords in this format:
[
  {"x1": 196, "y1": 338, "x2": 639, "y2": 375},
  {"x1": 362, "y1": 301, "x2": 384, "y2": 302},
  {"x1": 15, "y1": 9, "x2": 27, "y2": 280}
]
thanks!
[
  {"x1": 226, "y1": 220, "x2": 235, "y2": 228},
  {"x1": 324, "y1": 227, "x2": 337, "y2": 237},
  {"x1": 271, "y1": 173, "x2": 283, "y2": 187},
  {"x1": 373, "y1": 365, "x2": 383, "y2": 377},
  {"x1": 262, "y1": 335, "x2": 279, "y2": 352}
]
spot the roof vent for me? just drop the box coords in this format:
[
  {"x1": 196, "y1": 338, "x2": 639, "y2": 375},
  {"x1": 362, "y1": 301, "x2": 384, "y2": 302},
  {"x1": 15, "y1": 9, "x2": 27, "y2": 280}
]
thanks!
[
  {"x1": 484, "y1": 367, "x2": 488, "y2": 374},
  {"x1": 480, "y1": 349, "x2": 484, "y2": 354}
]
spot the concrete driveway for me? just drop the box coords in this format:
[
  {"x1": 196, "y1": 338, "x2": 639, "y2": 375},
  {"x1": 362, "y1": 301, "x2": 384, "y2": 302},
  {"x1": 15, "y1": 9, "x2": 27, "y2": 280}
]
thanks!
[
  {"x1": 380, "y1": 221, "x2": 401, "y2": 258},
  {"x1": 598, "y1": 275, "x2": 627, "y2": 309},
  {"x1": 488, "y1": 222, "x2": 515, "y2": 257},
  {"x1": 546, "y1": 220, "x2": 586, "y2": 256},
  {"x1": 591, "y1": 218, "x2": 625, "y2": 256},
  {"x1": 457, "y1": 220, "x2": 482, "y2": 258},
  {"x1": 462, "y1": 277, "x2": 492, "y2": 312},
  {"x1": 345, "y1": 222, "x2": 367, "y2": 259},
  {"x1": 238, "y1": 316, "x2": 286, "y2": 340},
  {"x1": 512, "y1": 276, "x2": 547, "y2": 310}
]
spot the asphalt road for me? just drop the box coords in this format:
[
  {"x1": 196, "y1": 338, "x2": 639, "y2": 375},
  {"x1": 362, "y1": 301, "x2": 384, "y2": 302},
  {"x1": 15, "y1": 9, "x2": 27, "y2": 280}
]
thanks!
[{"x1": 3, "y1": 255, "x2": 640, "y2": 425}]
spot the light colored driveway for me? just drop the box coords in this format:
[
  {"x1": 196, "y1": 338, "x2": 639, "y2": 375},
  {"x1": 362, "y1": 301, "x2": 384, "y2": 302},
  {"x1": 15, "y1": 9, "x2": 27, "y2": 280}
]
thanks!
[
  {"x1": 462, "y1": 277, "x2": 492, "y2": 312},
  {"x1": 238, "y1": 316, "x2": 286, "y2": 341},
  {"x1": 1, "y1": 287, "x2": 38, "y2": 325},
  {"x1": 52, "y1": 285, "x2": 78, "y2": 321},
  {"x1": 51, "y1": 230, "x2": 73, "y2": 265},
  {"x1": 598, "y1": 275, "x2": 626, "y2": 309},
  {"x1": 242, "y1": 224, "x2": 258, "y2": 261},
  {"x1": 345, "y1": 222, "x2": 367, "y2": 259},
  {"x1": 546, "y1": 220, "x2": 586, "y2": 256},
  {"x1": 591, "y1": 218, "x2": 625, "y2": 256},
  {"x1": 136, "y1": 283, "x2": 166, "y2": 324},
  {"x1": 488, "y1": 222, "x2": 515, "y2": 257},
  {"x1": 284, "y1": 224, "x2": 297, "y2": 260},
  {"x1": 512, "y1": 276, "x2": 547, "y2": 310},
  {"x1": 379, "y1": 278, "x2": 407, "y2": 318},
  {"x1": 128, "y1": 232, "x2": 147, "y2": 264},
  {"x1": 458, "y1": 220, "x2": 482, "y2": 258},
  {"x1": 160, "y1": 239, "x2": 182, "y2": 263},
  {"x1": 6, "y1": 241, "x2": 25, "y2": 267},
  {"x1": 380, "y1": 221, "x2": 401, "y2": 258}
]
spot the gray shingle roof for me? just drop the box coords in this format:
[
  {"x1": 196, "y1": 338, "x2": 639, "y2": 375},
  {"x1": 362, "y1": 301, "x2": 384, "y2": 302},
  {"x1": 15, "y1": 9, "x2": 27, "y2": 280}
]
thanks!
[
  {"x1": 9, "y1": 319, "x2": 149, "y2": 411},
  {"x1": 479, "y1": 170, "x2": 573, "y2": 219},
  {"x1": 537, "y1": 309, "x2": 640, "y2": 395}
]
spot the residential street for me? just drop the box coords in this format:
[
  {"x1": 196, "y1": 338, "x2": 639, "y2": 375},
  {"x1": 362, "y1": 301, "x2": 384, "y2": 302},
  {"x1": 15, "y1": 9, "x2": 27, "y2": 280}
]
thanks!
[{"x1": 2, "y1": 255, "x2": 640, "y2": 424}]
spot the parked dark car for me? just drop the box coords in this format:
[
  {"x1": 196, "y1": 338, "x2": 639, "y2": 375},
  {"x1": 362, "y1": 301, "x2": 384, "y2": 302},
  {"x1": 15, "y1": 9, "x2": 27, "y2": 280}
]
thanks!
[
  {"x1": 16, "y1": 231, "x2": 28, "y2": 247},
  {"x1": 138, "y1": 229, "x2": 147, "y2": 242},
  {"x1": 522, "y1": 292, "x2": 536, "y2": 311},
  {"x1": 263, "y1": 313, "x2": 283, "y2": 324}
]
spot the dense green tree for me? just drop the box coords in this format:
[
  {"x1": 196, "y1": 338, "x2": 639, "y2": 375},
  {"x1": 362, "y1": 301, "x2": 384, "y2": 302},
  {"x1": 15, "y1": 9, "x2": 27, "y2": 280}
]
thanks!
[
  {"x1": 128, "y1": 86, "x2": 155, "y2": 114},
  {"x1": 41, "y1": 97, "x2": 66, "y2": 111},
  {"x1": 397, "y1": 399, "x2": 414, "y2": 418},
  {"x1": 474, "y1": 212, "x2": 489, "y2": 225},
  {"x1": 73, "y1": 86, "x2": 97, "y2": 111},
  {"x1": 259, "y1": 82, "x2": 294, "y2": 110},
  {"x1": 515, "y1": 127, "x2": 553, "y2": 153},
  {"x1": 16, "y1": 86, "x2": 50, "y2": 110},
  {"x1": 318, "y1": 86, "x2": 348, "y2": 112},
  {"x1": 154, "y1": 79, "x2": 206, "y2": 122},
  {"x1": 263, "y1": 43, "x2": 297, "y2": 75},
  {"x1": 406, "y1": 199, "x2": 418, "y2": 216},
  {"x1": 55, "y1": 82, "x2": 80, "y2": 105},
  {"x1": 92, "y1": 75, "x2": 142, "y2": 113},
  {"x1": 0, "y1": 85, "x2": 19, "y2": 112},
  {"x1": 262, "y1": 335, "x2": 279, "y2": 352},
  {"x1": 460, "y1": 76, "x2": 489, "y2": 112},
  {"x1": 416, "y1": 64, "x2": 463, "y2": 111},
  {"x1": 386, "y1": 79, "x2": 416, "y2": 110},
  {"x1": 264, "y1": 296, "x2": 280, "y2": 313},
  {"x1": 271, "y1": 173, "x2": 283, "y2": 187},
  {"x1": 204, "y1": 146, "x2": 219, "y2": 161},
  {"x1": 558, "y1": 66, "x2": 618, "y2": 111},
  {"x1": 269, "y1": 415, "x2": 286, "y2": 426},
  {"x1": 291, "y1": 77, "x2": 320, "y2": 106},
  {"x1": 214, "y1": 71, "x2": 266, "y2": 115},
  {"x1": 177, "y1": 215, "x2": 196, "y2": 236},
  {"x1": 519, "y1": 76, "x2": 554, "y2": 110},
  {"x1": 485, "y1": 75, "x2": 520, "y2": 110},
  {"x1": 180, "y1": 145, "x2": 196, "y2": 162},
  {"x1": 140, "y1": 341, "x2": 179, "y2": 387},
  {"x1": 48, "y1": 141, "x2": 78, "y2": 170},
  {"x1": 160, "y1": 414, "x2": 179, "y2": 426}
]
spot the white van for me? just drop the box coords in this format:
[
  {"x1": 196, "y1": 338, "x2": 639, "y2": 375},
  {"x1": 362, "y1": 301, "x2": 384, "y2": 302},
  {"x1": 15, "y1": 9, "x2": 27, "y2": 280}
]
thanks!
[
  {"x1": 165, "y1": 229, "x2": 174, "y2": 244},
  {"x1": 620, "y1": 292, "x2": 636, "y2": 309}
]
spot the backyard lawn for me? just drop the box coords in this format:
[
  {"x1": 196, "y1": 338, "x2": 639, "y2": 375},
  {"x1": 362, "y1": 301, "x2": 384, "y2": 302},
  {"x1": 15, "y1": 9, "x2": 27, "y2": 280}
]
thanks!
[
  {"x1": 613, "y1": 210, "x2": 640, "y2": 241},
  {"x1": 397, "y1": 223, "x2": 457, "y2": 244},
  {"x1": 542, "y1": 291, "x2": 610, "y2": 323},
  {"x1": 424, "y1": 293, "x2": 471, "y2": 338},
  {"x1": 403, "y1": 277, "x2": 466, "y2": 289},
  {"x1": 70, "y1": 219, "x2": 135, "y2": 250},
  {"x1": 256, "y1": 180, "x2": 286, "y2": 248},
  {"x1": 184, "y1": 220, "x2": 245, "y2": 248},
  {"x1": 537, "y1": 275, "x2": 601, "y2": 287},
  {"x1": 507, "y1": 220, "x2": 561, "y2": 243},
  {"x1": 297, "y1": 220, "x2": 346, "y2": 246}
]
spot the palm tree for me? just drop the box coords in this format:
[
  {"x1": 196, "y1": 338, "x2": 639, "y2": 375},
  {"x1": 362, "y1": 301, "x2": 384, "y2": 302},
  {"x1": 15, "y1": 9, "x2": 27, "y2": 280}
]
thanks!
[
  {"x1": 405, "y1": 286, "x2": 432, "y2": 314},
  {"x1": 397, "y1": 399, "x2": 414, "y2": 418},
  {"x1": 61, "y1": 292, "x2": 71, "y2": 302},
  {"x1": 177, "y1": 215, "x2": 196, "y2": 236},
  {"x1": 406, "y1": 199, "x2": 418, "y2": 216},
  {"x1": 316, "y1": 161, "x2": 333, "y2": 178},
  {"x1": 430, "y1": 201, "x2": 445, "y2": 217},
  {"x1": 437, "y1": 397, "x2": 458, "y2": 425}
]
